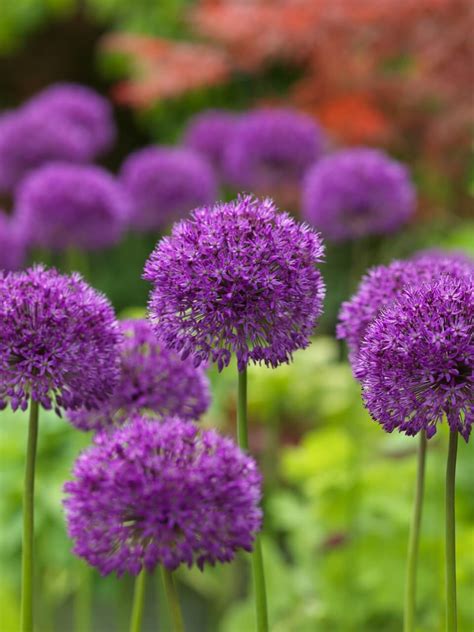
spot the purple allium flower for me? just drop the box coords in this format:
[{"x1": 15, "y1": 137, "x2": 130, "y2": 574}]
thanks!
[
  {"x1": 16, "y1": 163, "x2": 130, "y2": 251},
  {"x1": 182, "y1": 109, "x2": 240, "y2": 171},
  {"x1": 355, "y1": 274, "x2": 474, "y2": 441},
  {"x1": 0, "y1": 109, "x2": 90, "y2": 193},
  {"x1": 337, "y1": 252, "x2": 473, "y2": 365},
  {"x1": 0, "y1": 265, "x2": 121, "y2": 413},
  {"x1": 63, "y1": 416, "x2": 262, "y2": 575},
  {"x1": 68, "y1": 319, "x2": 211, "y2": 432},
  {"x1": 120, "y1": 147, "x2": 217, "y2": 231},
  {"x1": 223, "y1": 108, "x2": 325, "y2": 193},
  {"x1": 0, "y1": 210, "x2": 26, "y2": 270},
  {"x1": 24, "y1": 83, "x2": 116, "y2": 159},
  {"x1": 302, "y1": 148, "x2": 415, "y2": 241},
  {"x1": 144, "y1": 195, "x2": 325, "y2": 372}
]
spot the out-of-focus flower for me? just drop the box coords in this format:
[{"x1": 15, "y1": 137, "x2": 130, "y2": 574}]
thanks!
[
  {"x1": 16, "y1": 163, "x2": 130, "y2": 252},
  {"x1": 68, "y1": 319, "x2": 211, "y2": 432},
  {"x1": 0, "y1": 265, "x2": 120, "y2": 413},
  {"x1": 0, "y1": 210, "x2": 26, "y2": 270},
  {"x1": 24, "y1": 83, "x2": 116, "y2": 158},
  {"x1": 120, "y1": 147, "x2": 217, "y2": 231},
  {"x1": 182, "y1": 109, "x2": 240, "y2": 172},
  {"x1": 64, "y1": 416, "x2": 262, "y2": 575},
  {"x1": 302, "y1": 148, "x2": 415, "y2": 241},
  {"x1": 356, "y1": 274, "x2": 473, "y2": 440},
  {"x1": 144, "y1": 194, "x2": 325, "y2": 372}
]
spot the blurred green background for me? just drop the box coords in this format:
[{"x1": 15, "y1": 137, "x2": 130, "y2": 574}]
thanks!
[{"x1": 0, "y1": 0, "x2": 473, "y2": 630}]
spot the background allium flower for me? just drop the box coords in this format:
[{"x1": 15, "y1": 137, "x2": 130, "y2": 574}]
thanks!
[
  {"x1": 0, "y1": 109, "x2": 89, "y2": 193},
  {"x1": 223, "y1": 107, "x2": 325, "y2": 192},
  {"x1": 302, "y1": 148, "x2": 415, "y2": 241},
  {"x1": 120, "y1": 146, "x2": 217, "y2": 231},
  {"x1": 356, "y1": 274, "x2": 474, "y2": 441},
  {"x1": 24, "y1": 83, "x2": 116, "y2": 158},
  {"x1": 16, "y1": 163, "x2": 130, "y2": 251},
  {"x1": 68, "y1": 319, "x2": 211, "y2": 432},
  {"x1": 337, "y1": 251, "x2": 473, "y2": 364},
  {"x1": 144, "y1": 195, "x2": 325, "y2": 371},
  {"x1": 182, "y1": 108, "x2": 240, "y2": 171},
  {"x1": 0, "y1": 210, "x2": 26, "y2": 270},
  {"x1": 64, "y1": 416, "x2": 262, "y2": 575},
  {"x1": 0, "y1": 265, "x2": 120, "y2": 413}
]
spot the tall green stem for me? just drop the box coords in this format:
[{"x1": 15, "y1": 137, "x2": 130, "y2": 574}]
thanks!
[
  {"x1": 21, "y1": 399, "x2": 40, "y2": 632},
  {"x1": 404, "y1": 431, "x2": 427, "y2": 632},
  {"x1": 129, "y1": 571, "x2": 147, "y2": 632},
  {"x1": 445, "y1": 430, "x2": 458, "y2": 632},
  {"x1": 237, "y1": 368, "x2": 269, "y2": 632},
  {"x1": 160, "y1": 567, "x2": 185, "y2": 632}
]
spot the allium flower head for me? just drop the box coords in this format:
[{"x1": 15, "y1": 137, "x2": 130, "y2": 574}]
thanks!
[
  {"x1": 302, "y1": 148, "x2": 415, "y2": 241},
  {"x1": 0, "y1": 210, "x2": 26, "y2": 270},
  {"x1": 24, "y1": 83, "x2": 116, "y2": 158},
  {"x1": 64, "y1": 416, "x2": 262, "y2": 575},
  {"x1": 144, "y1": 195, "x2": 325, "y2": 371},
  {"x1": 0, "y1": 265, "x2": 120, "y2": 413},
  {"x1": 0, "y1": 109, "x2": 89, "y2": 193},
  {"x1": 223, "y1": 107, "x2": 325, "y2": 192},
  {"x1": 120, "y1": 146, "x2": 217, "y2": 231},
  {"x1": 355, "y1": 274, "x2": 474, "y2": 441},
  {"x1": 68, "y1": 319, "x2": 211, "y2": 432},
  {"x1": 16, "y1": 163, "x2": 130, "y2": 251},
  {"x1": 337, "y1": 251, "x2": 473, "y2": 364},
  {"x1": 182, "y1": 109, "x2": 240, "y2": 170}
]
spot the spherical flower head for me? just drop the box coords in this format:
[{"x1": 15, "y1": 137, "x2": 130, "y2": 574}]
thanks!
[
  {"x1": 15, "y1": 163, "x2": 130, "y2": 252},
  {"x1": 24, "y1": 83, "x2": 116, "y2": 158},
  {"x1": 0, "y1": 109, "x2": 90, "y2": 193},
  {"x1": 223, "y1": 107, "x2": 325, "y2": 193},
  {"x1": 337, "y1": 251, "x2": 473, "y2": 365},
  {"x1": 0, "y1": 210, "x2": 26, "y2": 270},
  {"x1": 0, "y1": 265, "x2": 121, "y2": 413},
  {"x1": 302, "y1": 148, "x2": 415, "y2": 241},
  {"x1": 355, "y1": 274, "x2": 473, "y2": 440},
  {"x1": 68, "y1": 319, "x2": 211, "y2": 432},
  {"x1": 182, "y1": 109, "x2": 240, "y2": 171},
  {"x1": 120, "y1": 146, "x2": 217, "y2": 231},
  {"x1": 63, "y1": 416, "x2": 262, "y2": 575},
  {"x1": 143, "y1": 195, "x2": 325, "y2": 372}
]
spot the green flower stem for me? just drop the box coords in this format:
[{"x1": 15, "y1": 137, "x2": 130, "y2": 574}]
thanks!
[
  {"x1": 74, "y1": 562, "x2": 92, "y2": 632},
  {"x1": 404, "y1": 431, "x2": 427, "y2": 632},
  {"x1": 445, "y1": 430, "x2": 458, "y2": 632},
  {"x1": 21, "y1": 399, "x2": 40, "y2": 632},
  {"x1": 160, "y1": 567, "x2": 185, "y2": 632},
  {"x1": 129, "y1": 570, "x2": 147, "y2": 632},
  {"x1": 237, "y1": 368, "x2": 269, "y2": 632}
]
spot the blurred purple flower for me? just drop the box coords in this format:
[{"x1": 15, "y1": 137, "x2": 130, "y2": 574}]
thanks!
[
  {"x1": 68, "y1": 319, "x2": 211, "y2": 432},
  {"x1": 0, "y1": 210, "x2": 26, "y2": 270},
  {"x1": 16, "y1": 163, "x2": 130, "y2": 251},
  {"x1": 120, "y1": 146, "x2": 217, "y2": 231},
  {"x1": 0, "y1": 265, "x2": 121, "y2": 413},
  {"x1": 144, "y1": 194, "x2": 325, "y2": 372},
  {"x1": 223, "y1": 107, "x2": 325, "y2": 192},
  {"x1": 355, "y1": 274, "x2": 473, "y2": 440},
  {"x1": 182, "y1": 108, "x2": 240, "y2": 171},
  {"x1": 24, "y1": 83, "x2": 116, "y2": 158},
  {"x1": 64, "y1": 416, "x2": 262, "y2": 575},
  {"x1": 303, "y1": 148, "x2": 415, "y2": 241}
]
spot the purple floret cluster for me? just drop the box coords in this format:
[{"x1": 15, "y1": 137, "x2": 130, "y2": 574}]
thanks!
[
  {"x1": 68, "y1": 319, "x2": 211, "y2": 432},
  {"x1": 337, "y1": 251, "x2": 473, "y2": 364},
  {"x1": 0, "y1": 210, "x2": 26, "y2": 270},
  {"x1": 182, "y1": 108, "x2": 240, "y2": 170},
  {"x1": 355, "y1": 274, "x2": 473, "y2": 441},
  {"x1": 303, "y1": 148, "x2": 415, "y2": 241},
  {"x1": 120, "y1": 146, "x2": 217, "y2": 231},
  {"x1": 144, "y1": 195, "x2": 325, "y2": 371},
  {"x1": 64, "y1": 416, "x2": 262, "y2": 575},
  {"x1": 16, "y1": 163, "x2": 130, "y2": 252},
  {"x1": 0, "y1": 266, "x2": 121, "y2": 413}
]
